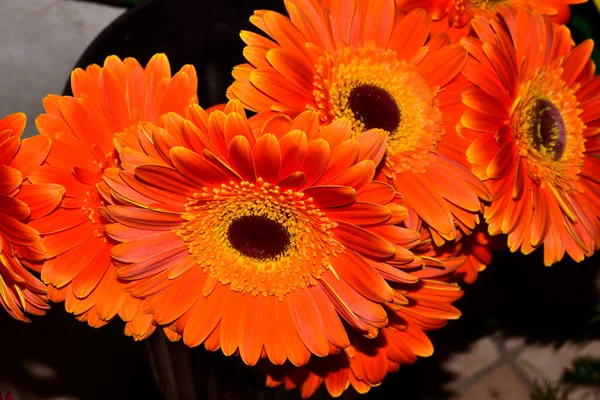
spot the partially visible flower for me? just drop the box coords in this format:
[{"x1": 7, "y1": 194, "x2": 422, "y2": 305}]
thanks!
[
  {"x1": 425, "y1": 223, "x2": 505, "y2": 284},
  {"x1": 430, "y1": 15, "x2": 472, "y2": 42},
  {"x1": 459, "y1": 9, "x2": 600, "y2": 265},
  {"x1": 30, "y1": 54, "x2": 197, "y2": 337},
  {"x1": 264, "y1": 278, "x2": 463, "y2": 398},
  {"x1": 228, "y1": 0, "x2": 490, "y2": 245},
  {"x1": 397, "y1": 0, "x2": 584, "y2": 28},
  {"x1": 0, "y1": 113, "x2": 61, "y2": 321},
  {"x1": 102, "y1": 101, "x2": 451, "y2": 367}
]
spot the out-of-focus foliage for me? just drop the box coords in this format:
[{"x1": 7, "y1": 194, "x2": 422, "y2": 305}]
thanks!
[
  {"x1": 530, "y1": 382, "x2": 566, "y2": 400},
  {"x1": 562, "y1": 356, "x2": 600, "y2": 386},
  {"x1": 531, "y1": 357, "x2": 600, "y2": 400}
]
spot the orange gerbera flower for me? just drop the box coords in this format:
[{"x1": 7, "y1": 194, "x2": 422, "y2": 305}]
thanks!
[
  {"x1": 420, "y1": 222, "x2": 504, "y2": 283},
  {"x1": 459, "y1": 9, "x2": 600, "y2": 265},
  {"x1": 397, "y1": 0, "x2": 584, "y2": 27},
  {"x1": 29, "y1": 54, "x2": 197, "y2": 337},
  {"x1": 264, "y1": 278, "x2": 463, "y2": 397},
  {"x1": 228, "y1": 1, "x2": 491, "y2": 245},
  {"x1": 103, "y1": 100, "x2": 444, "y2": 367},
  {"x1": 442, "y1": 227, "x2": 496, "y2": 283},
  {"x1": 0, "y1": 113, "x2": 62, "y2": 321},
  {"x1": 430, "y1": 16, "x2": 472, "y2": 43}
]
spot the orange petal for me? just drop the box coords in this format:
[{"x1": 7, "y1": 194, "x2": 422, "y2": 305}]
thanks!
[
  {"x1": 263, "y1": 295, "x2": 289, "y2": 365},
  {"x1": 300, "y1": 139, "x2": 330, "y2": 187},
  {"x1": 276, "y1": 296, "x2": 311, "y2": 366},
  {"x1": 117, "y1": 246, "x2": 189, "y2": 280},
  {"x1": 389, "y1": 9, "x2": 430, "y2": 62},
  {"x1": 227, "y1": 135, "x2": 256, "y2": 181},
  {"x1": 111, "y1": 231, "x2": 182, "y2": 263},
  {"x1": 362, "y1": 0, "x2": 395, "y2": 47},
  {"x1": 355, "y1": 181, "x2": 396, "y2": 204},
  {"x1": 318, "y1": 139, "x2": 360, "y2": 183},
  {"x1": 0, "y1": 136, "x2": 20, "y2": 166},
  {"x1": 29, "y1": 207, "x2": 88, "y2": 235},
  {"x1": 0, "y1": 112, "x2": 26, "y2": 136},
  {"x1": 237, "y1": 295, "x2": 267, "y2": 366},
  {"x1": 355, "y1": 129, "x2": 387, "y2": 165},
  {"x1": 41, "y1": 221, "x2": 96, "y2": 258},
  {"x1": 219, "y1": 296, "x2": 243, "y2": 356},
  {"x1": 419, "y1": 43, "x2": 467, "y2": 87},
  {"x1": 333, "y1": 250, "x2": 393, "y2": 302},
  {"x1": 322, "y1": 160, "x2": 376, "y2": 194},
  {"x1": 319, "y1": 274, "x2": 386, "y2": 331},
  {"x1": 170, "y1": 146, "x2": 239, "y2": 188},
  {"x1": 250, "y1": 69, "x2": 313, "y2": 109},
  {"x1": 260, "y1": 113, "x2": 293, "y2": 138},
  {"x1": 326, "y1": 201, "x2": 391, "y2": 225},
  {"x1": 303, "y1": 186, "x2": 356, "y2": 208},
  {"x1": 0, "y1": 194, "x2": 29, "y2": 220},
  {"x1": 310, "y1": 287, "x2": 350, "y2": 349},
  {"x1": 287, "y1": 289, "x2": 329, "y2": 357},
  {"x1": 182, "y1": 285, "x2": 227, "y2": 347},
  {"x1": 279, "y1": 130, "x2": 308, "y2": 178},
  {"x1": 253, "y1": 134, "x2": 281, "y2": 183},
  {"x1": 266, "y1": 48, "x2": 315, "y2": 92},
  {"x1": 0, "y1": 165, "x2": 21, "y2": 195},
  {"x1": 134, "y1": 163, "x2": 197, "y2": 195},
  {"x1": 394, "y1": 172, "x2": 454, "y2": 239},
  {"x1": 107, "y1": 205, "x2": 183, "y2": 230}
]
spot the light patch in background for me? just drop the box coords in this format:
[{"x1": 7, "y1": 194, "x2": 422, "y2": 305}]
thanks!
[
  {"x1": 0, "y1": 0, "x2": 124, "y2": 138},
  {"x1": 21, "y1": 359, "x2": 60, "y2": 382}
]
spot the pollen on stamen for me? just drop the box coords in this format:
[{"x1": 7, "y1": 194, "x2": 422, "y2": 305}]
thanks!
[
  {"x1": 525, "y1": 98, "x2": 567, "y2": 160},
  {"x1": 348, "y1": 84, "x2": 401, "y2": 132}
]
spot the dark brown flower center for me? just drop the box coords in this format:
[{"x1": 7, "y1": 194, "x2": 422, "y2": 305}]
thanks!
[
  {"x1": 527, "y1": 98, "x2": 567, "y2": 160},
  {"x1": 227, "y1": 215, "x2": 291, "y2": 260},
  {"x1": 348, "y1": 84, "x2": 401, "y2": 132}
]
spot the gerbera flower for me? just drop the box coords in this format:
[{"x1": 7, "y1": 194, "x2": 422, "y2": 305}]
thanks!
[
  {"x1": 459, "y1": 9, "x2": 600, "y2": 265},
  {"x1": 103, "y1": 100, "x2": 441, "y2": 367},
  {"x1": 29, "y1": 54, "x2": 197, "y2": 336},
  {"x1": 227, "y1": 1, "x2": 491, "y2": 245},
  {"x1": 397, "y1": 0, "x2": 584, "y2": 28},
  {"x1": 0, "y1": 113, "x2": 62, "y2": 321},
  {"x1": 264, "y1": 278, "x2": 463, "y2": 398},
  {"x1": 442, "y1": 227, "x2": 496, "y2": 283},
  {"x1": 418, "y1": 221, "x2": 504, "y2": 283},
  {"x1": 430, "y1": 16, "x2": 472, "y2": 43}
]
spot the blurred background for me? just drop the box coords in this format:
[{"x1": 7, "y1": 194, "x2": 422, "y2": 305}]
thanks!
[{"x1": 1, "y1": 0, "x2": 600, "y2": 399}]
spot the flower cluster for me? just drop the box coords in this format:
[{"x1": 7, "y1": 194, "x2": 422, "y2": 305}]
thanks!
[{"x1": 1, "y1": 0, "x2": 598, "y2": 397}]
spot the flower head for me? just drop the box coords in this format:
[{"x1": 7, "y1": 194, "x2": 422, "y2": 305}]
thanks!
[
  {"x1": 459, "y1": 9, "x2": 600, "y2": 265},
  {"x1": 427, "y1": 222, "x2": 506, "y2": 284},
  {"x1": 103, "y1": 100, "x2": 449, "y2": 367},
  {"x1": 30, "y1": 54, "x2": 197, "y2": 336},
  {"x1": 228, "y1": 0, "x2": 491, "y2": 244},
  {"x1": 0, "y1": 113, "x2": 61, "y2": 321}
]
